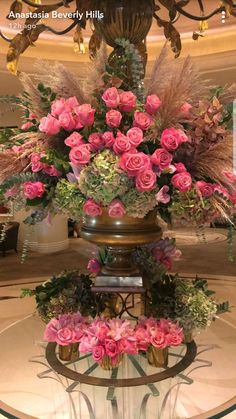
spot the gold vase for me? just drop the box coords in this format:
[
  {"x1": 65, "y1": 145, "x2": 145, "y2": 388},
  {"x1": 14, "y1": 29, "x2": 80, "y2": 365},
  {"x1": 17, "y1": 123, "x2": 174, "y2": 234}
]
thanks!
[
  {"x1": 100, "y1": 354, "x2": 123, "y2": 370},
  {"x1": 91, "y1": 0, "x2": 154, "y2": 77},
  {"x1": 80, "y1": 209, "x2": 162, "y2": 276},
  {"x1": 58, "y1": 343, "x2": 80, "y2": 362},
  {"x1": 183, "y1": 331, "x2": 193, "y2": 343},
  {"x1": 147, "y1": 346, "x2": 168, "y2": 368}
]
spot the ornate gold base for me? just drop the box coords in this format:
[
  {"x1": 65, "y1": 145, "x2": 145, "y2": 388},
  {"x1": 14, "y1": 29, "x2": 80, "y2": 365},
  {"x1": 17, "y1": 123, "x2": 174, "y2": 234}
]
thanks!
[
  {"x1": 58, "y1": 343, "x2": 80, "y2": 362},
  {"x1": 100, "y1": 354, "x2": 123, "y2": 370},
  {"x1": 147, "y1": 346, "x2": 168, "y2": 368}
]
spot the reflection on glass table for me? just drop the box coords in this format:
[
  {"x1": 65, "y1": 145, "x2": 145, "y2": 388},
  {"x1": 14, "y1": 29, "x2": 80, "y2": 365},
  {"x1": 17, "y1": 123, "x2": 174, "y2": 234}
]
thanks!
[{"x1": 0, "y1": 313, "x2": 236, "y2": 419}]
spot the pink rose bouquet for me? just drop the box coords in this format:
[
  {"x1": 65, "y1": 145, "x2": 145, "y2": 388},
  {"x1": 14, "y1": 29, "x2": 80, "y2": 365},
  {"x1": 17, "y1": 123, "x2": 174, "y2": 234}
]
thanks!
[
  {"x1": 1, "y1": 57, "x2": 235, "y2": 232},
  {"x1": 79, "y1": 317, "x2": 138, "y2": 365},
  {"x1": 44, "y1": 311, "x2": 88, "y2": 346},
  {"x1": 135, "y1": 317, "x2": 183, "y2": 350}
]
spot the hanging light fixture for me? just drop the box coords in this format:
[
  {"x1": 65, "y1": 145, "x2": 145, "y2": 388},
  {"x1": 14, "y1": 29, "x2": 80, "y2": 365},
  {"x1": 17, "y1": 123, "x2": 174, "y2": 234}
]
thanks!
[{"x1": 0, "y1": 0, "x2": 236, "y2": 74}]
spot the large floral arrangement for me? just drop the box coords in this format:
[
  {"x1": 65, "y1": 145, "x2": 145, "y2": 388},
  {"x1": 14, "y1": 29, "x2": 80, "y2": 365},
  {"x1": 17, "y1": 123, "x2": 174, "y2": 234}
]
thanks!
[{"x1": 0, "y1": 43, "x2": 235, "y2": 228}]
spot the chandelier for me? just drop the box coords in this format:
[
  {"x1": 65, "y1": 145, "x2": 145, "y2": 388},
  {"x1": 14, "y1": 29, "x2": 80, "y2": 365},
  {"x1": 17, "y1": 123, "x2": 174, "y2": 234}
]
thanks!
[{"x1": 0, "y1": 0, "x2": 236, "y2": 74}]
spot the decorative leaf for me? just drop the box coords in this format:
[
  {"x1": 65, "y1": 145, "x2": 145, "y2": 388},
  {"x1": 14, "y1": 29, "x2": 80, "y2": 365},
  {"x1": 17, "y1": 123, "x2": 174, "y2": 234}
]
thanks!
[
  {"x1": 155, "y1": 15, "x2": 181, "y2": 58},
  {"x1": 89, "y1": 30, "x2": 102, "y2": 59},
  {"x1": 7, "y1": 0, "x2": 23, "y2": 19}
]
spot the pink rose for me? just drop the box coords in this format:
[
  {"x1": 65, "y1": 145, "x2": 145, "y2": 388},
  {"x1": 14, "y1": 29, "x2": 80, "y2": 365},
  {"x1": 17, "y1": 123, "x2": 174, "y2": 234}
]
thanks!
[
  {"x1": 136, "y1": 169, "x2": 157, "y2": 192},
  {"x1": 31, "y1": 152, "x2": 44, "y2": 172},
  {"x1": 174, "y1": 162, "x2": 187, "y2": 173},
  {"x1": 119, "y1": 91, "x2": 136, "y2": 112},
  {"x1": 51, "y1": 98, "x2": 69, "y2": 116},
  {"x1": 105, "y1": 339, "x2": 118, "y2": 358},
  {"x1": 119, "y1": 151, "x2": 151, "y2": 176},
  {"x1": 21, "y1": 122, "x2": 33, "y2": 130},
  {"x1": 29, "y1": 112, "x2": 37, "y2": 120},
  {"x1": 133, "y1": 112, "x2": 153, "y2": 130},
  {"x1": 76, "y1": 104, "x2": 96, "y2": 126},
  {"x1": 102, "y1": 87, "x2": 120, "y2": 108},
  {"x1": 43, "y1": 165, "x2": 61, "y2": 177},
  {"x1": 58, "y1": 112, "x2": 76, "y2": 131},
  {"x1": 87, "y1": 258, "x2": 101, "y2": 273},
  {"x1": 151, "y1": 148, "x2": 173, "y2": 170},
  {"x1": 23, "y1": 181, "x2": 45, "y2": 199},
  {"x1": 155, "y1": 185, "x2": 170, "y2": 204},
  {"x1": 166, "y1": 331, "x2": 183, "y2": 346},
  {"x1": 65, "y1": 132, "x2": 84, "y2": 148},
  {"x1": 66, "y1": 96, "x2": 80, "y2": 110},
  {"x1": 145, "y1": 95, "x2": 161, "y2": 115},
  {"x1": 135, "y1": 328, "x2": 150, "y2": 351},
  {"x1": 88, "y1": 132, "x2": 104, "y2": 151},
  {"x1": 56, "y1": 327, "x2": 76, "y2": 346},
  {"x1": 160, "y1": 128, "x2": 188, "y2": 151},
  {"x1": 113, "y1": 134, "x2": 131, "y2": 154},
  {"x1": 150, "y1": 331, "x2": 167, "y2": 349},
  {"x1": 39, "y1": 114, "x2": 61, "y2": 135},
  {"x1": 161, "y1": 256, "x2": 172, "y2": 270},
  {"x1": 92, "y1": 345, "x2": 105, "y2": 363},
  {"x1": 180, "y1": 102, "x2": 192, "y2": 115},
  {"x1": 108, "y1": 199, "x2": 125, "y2": 218},
  {"x1": 69, "y1": 145, "x2": 91, "y2": 165},
  {"x1": 196, "y1": 181, "x2": 214, "y2": 198},
  {"x1": 44, "y1": 318, "x2": 58, "y2": 342},
  {"x1": 83, "y1": 199, "x2": 102, "y2": 216},
  {"x1": 222, "y1": 170, "x2": 236, "y2": 184},
  {"x1": 102, "y1": 131, "x2": 115, "y2": 148},
  {"x1": 171, "y1": 172, "x2": 192, "y2": 192},
  {"x1": 106, "y1": 110, "x2": 122, "y2": 128},
  {"x1": 126, "y1": 127, "x2": 143, "y2": 147}
]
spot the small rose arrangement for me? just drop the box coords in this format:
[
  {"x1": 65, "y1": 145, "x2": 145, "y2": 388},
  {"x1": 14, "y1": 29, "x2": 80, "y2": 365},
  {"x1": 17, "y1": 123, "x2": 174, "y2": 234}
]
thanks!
[
  {"x1": 44, "y1": 311, "x2": 88, "y2": 346},
  {"x1": 135, "y1": 317, "x2": 183, "y2": 351},
  {"x1": 79, "y1": 317, "x2": 138, "y2": 366}
]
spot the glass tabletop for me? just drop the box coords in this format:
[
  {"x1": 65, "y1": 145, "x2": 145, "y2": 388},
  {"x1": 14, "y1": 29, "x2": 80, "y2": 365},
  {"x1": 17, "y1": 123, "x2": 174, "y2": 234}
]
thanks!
[{"x1": 0, "y1": 311, "x2": 236, "y2": 419}]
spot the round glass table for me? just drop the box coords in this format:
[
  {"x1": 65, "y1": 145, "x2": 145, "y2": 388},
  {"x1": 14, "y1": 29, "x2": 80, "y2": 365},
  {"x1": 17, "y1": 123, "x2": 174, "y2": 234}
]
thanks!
[{"x1": 0, "y1": 312, "x2": 236, "y2": 419}]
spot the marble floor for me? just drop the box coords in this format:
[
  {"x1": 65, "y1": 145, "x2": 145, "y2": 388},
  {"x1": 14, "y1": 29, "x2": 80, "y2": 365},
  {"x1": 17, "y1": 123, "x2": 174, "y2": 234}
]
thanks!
[{"x1": 0, "y1": 228, "x2": 236, "y2": 418}]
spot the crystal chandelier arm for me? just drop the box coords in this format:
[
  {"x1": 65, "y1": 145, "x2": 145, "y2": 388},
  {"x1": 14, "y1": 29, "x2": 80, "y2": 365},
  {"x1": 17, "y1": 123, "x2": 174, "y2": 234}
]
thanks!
[
  {"x1": 39, "y1": 20, "x2": 78, "y2": 35},
  {"x1": 21, "y1": 0, "x2": 74, "y2": 7}
]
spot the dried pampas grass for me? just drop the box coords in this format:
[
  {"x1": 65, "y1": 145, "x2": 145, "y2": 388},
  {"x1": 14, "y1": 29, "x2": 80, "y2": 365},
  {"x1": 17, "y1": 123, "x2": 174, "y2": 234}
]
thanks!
[
  {"x1": 146, "y1": 47, "x2": 210, "y2": 130},
  {"x1": 83, "y1": 41, "x2": 108, "y2": 101},
  {"x1": 33, "y1": 61, "x2": 87, "y2": 104},
  {"x1": 191, "y1": 135, "x2": 235, "y2": 190}
]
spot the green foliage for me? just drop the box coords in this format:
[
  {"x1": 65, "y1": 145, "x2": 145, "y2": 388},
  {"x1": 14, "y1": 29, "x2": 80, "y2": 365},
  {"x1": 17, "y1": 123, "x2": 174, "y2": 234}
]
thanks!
[
  {"x1": 53, "y1": 179, "x2": 86, "y2": 219},
  {"x1": 79, "y1": 149, "x2": 131, "y2": 205},
  {"x1": 40, "y1": 149, "x2": 70, "y2": 173},
  {"x1": 150, "y1": 274, "x2": 218, "y2": 332},
  {"x1": 21, "y1": 270, "x2": 97, "y2": 321},
  {"x1": 37, "y1": 83, "x2": 57, "y2": 113},
  {"x1": 0, "y1": 127, "x2": 21, "y2": 147}
]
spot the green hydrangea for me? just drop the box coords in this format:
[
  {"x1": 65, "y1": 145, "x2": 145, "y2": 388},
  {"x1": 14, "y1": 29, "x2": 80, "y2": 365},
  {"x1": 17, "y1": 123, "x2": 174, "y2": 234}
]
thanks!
[
  {"x1": 121, "y1": 188, "x2": 158, "y2": 218},
  {"x1": 79, "y1": 150, "x2": 131, "y2": 205},
  {"x1": 53, "y1": 179, "x2": 85, "y2": 219}
]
